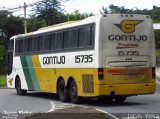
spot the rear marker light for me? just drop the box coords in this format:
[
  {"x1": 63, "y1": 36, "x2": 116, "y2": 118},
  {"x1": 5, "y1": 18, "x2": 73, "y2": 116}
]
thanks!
[
  {"x1": 98, "y1": 68, "x2": 104, "y2": 80},
  {"x1": 152, "y1": 67, "x2": 155, "y2": 79}
]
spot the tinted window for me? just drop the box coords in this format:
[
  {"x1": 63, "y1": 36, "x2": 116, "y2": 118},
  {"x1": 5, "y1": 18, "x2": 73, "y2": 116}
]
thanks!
[
  {"x1": 15, "y1": 24, "x2": 95, "y2": 55},
  {"x1": 85, "y1": 25, "x2": 95, "y2": 47},
  {"x1": 23, "y1": 39, "x2": 29, "y2": 53},
  {"x1": 33, "y1": 36, "x2": 39, "y2": 52},
  {"x1": 19, "y1": 40, "x2": 23, "y2": 53},
  {"x1": 44, "y1": 34, "x2": 51, "y2": 51},
  {"x1": 15, "y1": 40, "x2": 20, "y2": 53},
  {"x1": 78, "y1": 27, "x2": 86, "y2": 48},
  {"x1": 56, "y1": 32, "x2": 63, "y2": 50},
  {"x1": 39, "y1": 36, "x2": 44, "y2": 51},
  {"x1": 28, "y1": 38, "x2": 33, "y2": 52},
  {"x1": 90, "y1": 26, "x2": 95, "y2": 47},
  {"x1": 70, "y1": 29, "x2": 78, "y2": 48},
  {"x1": 50, "y1": 33, "x2": 56, "y2": 50},
  {"x1": 63, "y1": 31, "x2": 70, "y2": 49},
  {"x1": 7, "y1": 52, "x2": 13, "y2": 75}
]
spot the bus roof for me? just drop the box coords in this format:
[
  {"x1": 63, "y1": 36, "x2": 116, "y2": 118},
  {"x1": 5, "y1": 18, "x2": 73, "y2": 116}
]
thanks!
[
  {"x1": 10, "y1": 14, "x2": 153, "y2": 40},
  {"x1": 38, "y1": 21, "x2": 79, "y2": 31}
]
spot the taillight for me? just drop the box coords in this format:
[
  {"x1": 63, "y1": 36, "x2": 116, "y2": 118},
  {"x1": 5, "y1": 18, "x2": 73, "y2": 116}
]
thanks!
[
  {"x1": 98, "y1": 68, "x2": 104, "y2": 80},
  {"x1": 152, "y1": 67, "x2": 155, "y2": 79}
]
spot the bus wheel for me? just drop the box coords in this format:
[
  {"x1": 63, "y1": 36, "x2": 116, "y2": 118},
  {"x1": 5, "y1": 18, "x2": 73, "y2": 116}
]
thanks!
[
  {"x1": 69, "y1": 80, "x2": 80, "y2": 104},
  {"x1": 58, "y1": 80, "x2": 69, "y2": 102},
  {"x1": 15, "y1": 77, "x2": 27, "y2": 95},
  {"x1": 114, "y1": 96, "x2": 127, "y2": 103}
]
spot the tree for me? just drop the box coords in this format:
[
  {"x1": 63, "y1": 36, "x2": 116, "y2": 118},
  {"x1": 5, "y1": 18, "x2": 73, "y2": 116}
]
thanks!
[
  {"x1": 0, "y1": 10, "x2": 23, "y2": 74},
  {"x1": 0, "y1": 41, "x2": 6, "y2": 74},
  {"x1": 66, "y1": 10, "x2": 94, "y2": 21},
  {"x1": 0, "y1": 11, "x2": 23, "y2": 47},
  {"x1": 27, "y1": 15, "x2": 47, "y2": 32},
  {"x1": 151, "y1": 6, "x2": 160, "y2": 23},
  {"x1": 100, "y1": 6, "x2": 109, "y2": 14},
  {"x1": 34, "y1": 0, "x2": 65, "y2": 26}
]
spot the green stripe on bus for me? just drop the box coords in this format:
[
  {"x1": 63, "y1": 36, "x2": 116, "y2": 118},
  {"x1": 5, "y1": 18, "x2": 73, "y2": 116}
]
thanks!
[
  {"x1": 26, "y1": 56, "x2": 40, "y2": 91},
  {"x1": 20, "y1": 56, "x2": 34, "y2": 90}
]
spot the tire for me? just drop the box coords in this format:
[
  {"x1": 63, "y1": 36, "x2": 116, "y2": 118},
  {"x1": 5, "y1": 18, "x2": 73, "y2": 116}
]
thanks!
[
  {"x1": 15, "y1": 77, "x2": 27, "y2": 95},
  {"x1": 57, "y1": 80, "x2": 69, "y2": 102},
  {"x1": 114, "y1": 96, "x2": 127, "y2": 103},
  {"x1": 69, "y1": 80, "x2": 80, "y2": 104}
]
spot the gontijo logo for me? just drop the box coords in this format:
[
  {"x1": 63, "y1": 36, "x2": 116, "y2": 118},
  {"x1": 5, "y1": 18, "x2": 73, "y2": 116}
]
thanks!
[
  {"x1": 115, "y1": 20, "x2": 143, "y2": 33},
  {"x1": 108, "y1": 19, "x2": 148, "y2": 41}
]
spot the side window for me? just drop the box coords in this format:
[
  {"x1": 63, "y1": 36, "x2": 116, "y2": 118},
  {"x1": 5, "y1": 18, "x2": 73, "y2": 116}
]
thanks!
[
  {"x1": 56, "y1": 32, "x2": 63, "y2": 50},
  {"x1": 63, "y1": 31, "x2": 70, "y2": 49},
  {"x1": 44, "y1": 34, "x2": 51, "y2": 51},
  {"x1": 23, "y1": 39, "x2": 29, "y2": 53},
  {"x1": 78, "y1": 27, "x2": 86, "y2": 48},
  {"x1": 70, "y1": 29, "x2": 78, "y2": 48},
  {"x1": 15, "y1": 40, "x2": 20, "y2": 54},
  {"x1": 50, "y1": 33, "x2": 56, "y2": 51},
  {"x1": 28, "y1": 38, "x2": 33, "y2": 52},
  {"x1": 19, "y1": 39, "x2": 23, "y2": 53},
  {"x1": 33, "y1": 36, "x2": 39, "y2": 52},
  {"x1": 39, "y1": 35, "x2": 44, "y2": 51},
  {"x1": 85, "y1": 25, "x2": 95, "y2": 47},
  {"x1": 90, "y1": 25, "x2": 95, "y2": 47}
]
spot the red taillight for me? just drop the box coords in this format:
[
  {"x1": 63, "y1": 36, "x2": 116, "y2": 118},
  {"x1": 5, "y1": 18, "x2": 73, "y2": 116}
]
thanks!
[
  {"x1": 152, "y1": 67, "x2": 155, "y2": 79},
  {"x1": 98, "y1": 68, "x2": 104, "y2": 80}
]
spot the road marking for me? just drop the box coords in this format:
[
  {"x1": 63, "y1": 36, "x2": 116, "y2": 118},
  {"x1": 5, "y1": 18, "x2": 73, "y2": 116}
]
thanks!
[
  {"x1": 96, "y1": 109, "x2": 119, "y2": 119},
  {"x1": 47, "y1": 101, "x2": 55, "y2": 113},
  {"x1": 47, "y1": 102, "x2": 119, "y2": 119}
]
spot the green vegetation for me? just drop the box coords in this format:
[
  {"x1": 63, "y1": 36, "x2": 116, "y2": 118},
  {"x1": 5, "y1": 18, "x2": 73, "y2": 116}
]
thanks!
[
  {"x1": 0, "y1": 75, "x2": 7, "y2": 87},
  {"x1": 96, "y1": 113, "x2": 111, "y2": 119}
]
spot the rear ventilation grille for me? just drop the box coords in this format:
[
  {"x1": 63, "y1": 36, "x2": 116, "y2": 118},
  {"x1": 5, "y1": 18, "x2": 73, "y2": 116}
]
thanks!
[{"x1": 82, "y1": 74, "x2": 94, "y2": 93}]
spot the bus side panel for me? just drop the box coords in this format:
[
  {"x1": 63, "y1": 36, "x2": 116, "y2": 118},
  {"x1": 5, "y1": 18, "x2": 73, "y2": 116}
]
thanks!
[{"x1": 31, "y1": 54, "x2": 98, "y2": 95}]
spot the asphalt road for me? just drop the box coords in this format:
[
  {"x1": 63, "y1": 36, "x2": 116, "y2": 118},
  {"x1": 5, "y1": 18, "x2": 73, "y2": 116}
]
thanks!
[
  {"x1": 0, "y1": 89, "x2": 74, "y2": 113},
  {"x1": 0, "y1": 84, "x2": 160, "y2": 119}
]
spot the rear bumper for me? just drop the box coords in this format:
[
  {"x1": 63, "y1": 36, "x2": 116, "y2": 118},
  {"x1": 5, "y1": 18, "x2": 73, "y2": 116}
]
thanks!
[{"x1": 95, "y1": 83, "x2": 156, "y2": 96}]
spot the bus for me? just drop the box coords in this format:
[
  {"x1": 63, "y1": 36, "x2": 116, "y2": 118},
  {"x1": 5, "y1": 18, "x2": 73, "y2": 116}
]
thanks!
[{"x1": 7, "y1": 14, "x2": 156, "y2": 104}]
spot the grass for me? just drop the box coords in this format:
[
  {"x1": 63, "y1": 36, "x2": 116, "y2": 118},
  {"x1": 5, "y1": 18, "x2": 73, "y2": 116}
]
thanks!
[
  {"x1": 96, "y1": 113, "x2": 111, "y2": 119},
  {"x1": 0, "y1": 75, "x2": 7, "y2": 87}
]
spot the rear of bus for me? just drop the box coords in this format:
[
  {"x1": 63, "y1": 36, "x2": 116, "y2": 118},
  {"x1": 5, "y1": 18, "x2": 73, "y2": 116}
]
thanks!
[{"x1": 97, "y1": 14, "x2": 156, "y2": 100}]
